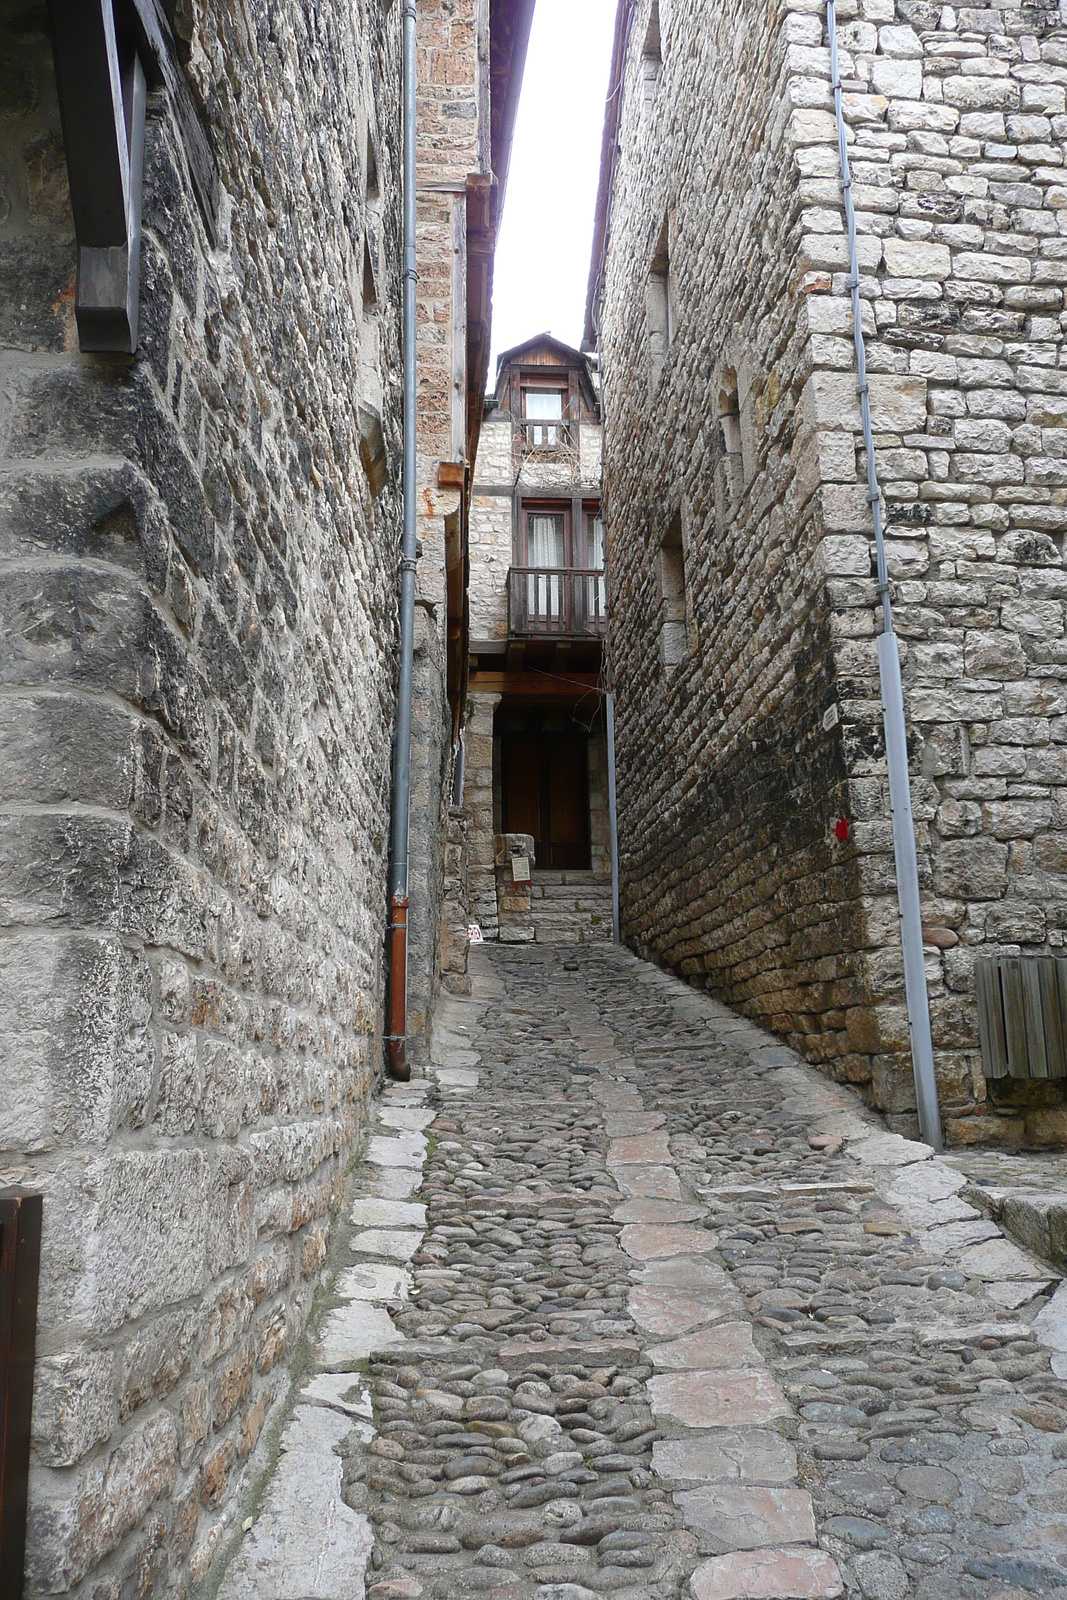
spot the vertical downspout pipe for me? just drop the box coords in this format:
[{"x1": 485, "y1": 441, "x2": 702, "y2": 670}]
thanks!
[
  {"x1": 827, "y1": 0, "x2": 942, "y2": 1149},
  {"x1": 606, "y1": 692, "x2": 621, "y2": 944},
  {"x1": 387, "y1": 0, "x2": 419, "y2": 1082}
]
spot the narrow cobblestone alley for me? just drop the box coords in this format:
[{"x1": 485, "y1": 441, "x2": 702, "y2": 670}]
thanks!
[{"x1": 220, "y1": 946, "x2": 1067, "y2": 1600}]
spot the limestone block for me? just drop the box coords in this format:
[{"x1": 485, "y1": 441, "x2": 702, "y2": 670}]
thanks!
[
  {"x1": 0, "y1": 933, "x2": 152, "y2": 1152},
  {"x1": 653, "y1": 1431, "x2": 797, "y2": 1485},
  {"x1": 870, "y1": 58, "x2": 922, "y2": 98},
  {"x1": 816, "y1": 534, "x2": 871, "y2": 575},
  {"x1": 58, "y1": 1150, "x2": 210, "y2": 1335},
  {"x1": 804, "y1": 371, "x2": 927, "y2": 432},
  {"x1": 217, "y1": 1406, "x2": 373, "y2": 1600},
  {"x1": 32, "y1": 1350, "x2": 116, "y2": 1469},
  {"x1": 955, "y1": 251, "x2": 1032, "y2": 284},
  {"x1": 676, "y1": 1484, "x2": 817, "y2": 1552},
  {"x1": 877, "y1": 25, "x2": 922, "y2": 57},
  {"x1": 883, "y1": 239, "x2": 950, "y2": 278},
  {"x1": 649, "y1": 1370, "x2": 791, "y2": 1429},
  {"x1": 690, "y1": 1547, "x2": 843, "y2": 1599},
  {"x1": 820, "y1": 488, "x2": 873, "y2": 534},
  {"x1": 26, "y1": 1410, "x2": 178, "y2": 1590},
  {"x1": 317, "y1": 1302, "x2": 404, "y2": 1369}
]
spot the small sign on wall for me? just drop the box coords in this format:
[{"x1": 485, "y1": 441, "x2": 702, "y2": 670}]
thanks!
[{"x1": 511, "y1": 856, "x2": 531, "y2": 884}]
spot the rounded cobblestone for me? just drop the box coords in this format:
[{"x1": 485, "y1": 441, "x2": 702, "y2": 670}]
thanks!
[{"x1": 339, "y1": 946, "x2": 1067, "y2": 1599}]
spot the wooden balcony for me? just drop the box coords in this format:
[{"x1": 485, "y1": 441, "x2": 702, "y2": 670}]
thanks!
[
  {"x1": 507, "y1": 567, "x2": 608, "y2": 640},
  {"x1": 513, "y1": 418, "x2": 578, "y2": 453}
]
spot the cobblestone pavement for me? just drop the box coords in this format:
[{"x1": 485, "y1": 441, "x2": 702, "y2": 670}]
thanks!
[{"x1": 219, "y1": 944, "x2": 1067, "y2": 1600}]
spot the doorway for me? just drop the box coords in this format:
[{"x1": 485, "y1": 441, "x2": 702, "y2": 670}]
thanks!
[{"x1": 501, "y1": 721, "x2": 590, "y2": 870}]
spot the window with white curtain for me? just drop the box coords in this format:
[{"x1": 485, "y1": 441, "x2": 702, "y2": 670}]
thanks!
[
  {"x1": 523, "y1": 389, "x2": 564, "y2": 447},
  {"x1": 527, "y1": 512, "x2": 565, "y2": 618},
  {"x1": 587, "y1": 515, "x2": 606, "y2": 622}
]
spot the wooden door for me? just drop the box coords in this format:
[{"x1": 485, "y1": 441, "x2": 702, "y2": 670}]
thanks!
[
  {"x1": 546, "y1": 739, "x2": 588, "y2": 869},
  {"x1": 503, "y1": 739, "x2": 542, "y2": 853},
  {"x1": 502, "y1": 732, "x2": 589, "y2": 870}
]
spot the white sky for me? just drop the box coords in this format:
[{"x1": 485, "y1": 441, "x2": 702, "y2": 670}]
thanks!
[{"x1": 489, "y1": 0, "x2": 617, "y2": 377}]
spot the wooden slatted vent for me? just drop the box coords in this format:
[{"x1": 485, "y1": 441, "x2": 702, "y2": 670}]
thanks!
[
  {"x1": 975, "y1": 956, "x2": 1067, "y2": 1081},
  {"x1": 0, "y1": 1189, "x2": 41, "y2": 1600}
]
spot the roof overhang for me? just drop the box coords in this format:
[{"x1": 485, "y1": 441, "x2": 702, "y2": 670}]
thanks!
[{"x1": 583, "y1": 0, "x2": 634, "y2": 350}]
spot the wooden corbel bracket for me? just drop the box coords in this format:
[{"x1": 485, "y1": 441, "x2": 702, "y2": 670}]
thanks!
[{"x1": 47, "y1": 0, "x2": 218, "y2": 354}]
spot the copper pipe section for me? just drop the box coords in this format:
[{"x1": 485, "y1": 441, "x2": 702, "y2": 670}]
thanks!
[{"x1": 387, "y1": 894, "x2": 411, "y2": 1081}]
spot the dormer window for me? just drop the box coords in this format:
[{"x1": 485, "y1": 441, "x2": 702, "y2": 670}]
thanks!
[{"x1": 522, "y1": 386, "x2": 566, "y2": 448}]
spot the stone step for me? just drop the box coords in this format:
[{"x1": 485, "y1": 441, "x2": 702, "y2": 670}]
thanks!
[
  {"x1": 531, "y1": 890, "x2": 611, "y2": 908},
  {"x1": 529, "y1": 907, "x2": 612, "y2": 943}
]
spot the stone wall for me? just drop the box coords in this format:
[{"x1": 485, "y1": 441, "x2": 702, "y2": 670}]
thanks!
[
  {"x1": 464, "y1": 691, "x2": 502, "y2": 937},
  {"x1": 470, "y1": 418, "x2": 514, "y2": 642},
  {"x1": 597, "y1": 0, "x2": 1067, "y2": 1143},
  {"x1": 406, "y1": 0, "x2": 488, "y2": 1054},
  {"x1": 0, "y1": 1, "x2": 404, "y2": 1592},
  {"x1": 599, "y1": 0, "x2": 867, "y2": 1103},
  {"x1": 589, "y1": 726, "x2": 612, "y2": 878}
]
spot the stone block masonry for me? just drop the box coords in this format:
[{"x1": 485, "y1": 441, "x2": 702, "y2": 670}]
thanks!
[
  {"x1": 0, "y1": 0, "x2": 405, "y2": 1593},
  {"x1": 594, "y1": 0, "x2": 1067, "y2": 1146}
]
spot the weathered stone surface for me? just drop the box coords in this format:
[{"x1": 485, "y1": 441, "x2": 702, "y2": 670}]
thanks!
[
  {"x1": 621, "y1": 1222, "x2": 715, "y2": 1260},
  {"x1": 676, "y1": 1485, "x2": 817, "y2": 1551},
  {"x1": 367, "y1": 1133, "x2": 427, "y2": 1170},
  {"x1": 653, "y1": 1432, "x2": 797, "y2": 1486},
  {"x1": 689, "y1": 1547, "x2": 843, "y2": 1600},
  {"x1": 349, "y1": 1200, "x2": 428, "y2": 1229},
  {"x1": 613, "y1": 1198, "x2": 704, "y2": 1224},
  {"x1": 629, "y1": 1283, "x2": 744, "y2": 1336},
  {"x1": 217, "y1": 1407, "x2": 373, "y2": 1600},
  {"x1": 608, "y1": 1132, "x2": 673, "y2": 1167},
  {"x1": 649, "y1": 1370, "x2": 791, "y2": 1430},
  {"x1": 613, "y1": 1165, "x2": 684, "y2": 1200},
  {"x1": 350, "y1": 1228, "x2": 422, "y2": 1261},
  {"x1": 650, "y1": 1322, "x2": 759, "y2": 1370},
  {"x1": 316, "y1": 1304, "x2": 404, "y2": 1371}
]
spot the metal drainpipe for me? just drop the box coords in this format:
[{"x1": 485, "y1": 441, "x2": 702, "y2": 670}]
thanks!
[
  {"x1": 386, "y1": 0, "x2": 419, "y2": 1083},
  {"x1": 826, "y1": 0, "x2": 942, "y2": 1150},
  {"x1": 606, "y1": 691, "x2": 621, "y2": 944}
]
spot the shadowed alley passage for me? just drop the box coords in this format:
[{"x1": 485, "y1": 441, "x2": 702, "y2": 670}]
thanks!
[{"x1": 224, "y1": 945, "x2": 1067, "y2": 1600}]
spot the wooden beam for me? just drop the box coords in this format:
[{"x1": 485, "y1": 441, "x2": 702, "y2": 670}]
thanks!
[
  {"x1": 48, "y1": 0, "x2": 219, "y2": 352},
  {"x1": 471, "y1": 670, "x2": 601, "y2": 699},
  {"x1": 125, "y1": 0, "x2": 218, "y2": 240},
  {"x1": 48, "y1": 0, "x2": 145, "y2": 351},
  {"x1": 506, "y1": 641, "x2": 525, "y2": 674},
  {"x1": 0, "y1": 1188, "x2": 42, "y2": 1600}
]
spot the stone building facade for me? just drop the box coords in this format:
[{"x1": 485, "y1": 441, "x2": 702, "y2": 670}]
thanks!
[
  {"x1": 0, "y1": 0, "x2": 528, "y2": 1593},
  {"x1": 404, "y1": 0, "x2": 534, "y2": 1045},
  {"x1": 589, "y1": 0, "x2": 1067, "y2": 1145},
  {"x1": 465, "y1": 335, "x2": 614, "y2": 943}
]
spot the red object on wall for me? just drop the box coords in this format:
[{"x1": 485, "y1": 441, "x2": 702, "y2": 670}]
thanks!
[{"x1": 835, "y1": 818, "x2": 850, "y2": 842}]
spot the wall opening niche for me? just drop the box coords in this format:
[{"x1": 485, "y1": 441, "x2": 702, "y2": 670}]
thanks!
[
  {"x1": 648, "y1": 217, "x2": 672, "y2": 391},
  {"x1": 658, "y1": 506, "x2": 689, "y2": 669}
]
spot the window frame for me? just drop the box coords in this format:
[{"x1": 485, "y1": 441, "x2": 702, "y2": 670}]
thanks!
[{"x1": 519, "y1": 500, "x2": 571, "y2": 568}]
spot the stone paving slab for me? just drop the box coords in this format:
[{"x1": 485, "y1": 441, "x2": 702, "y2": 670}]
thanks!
[
  {"x1": 218, "y1": 1406, "x2": 374, "y2": 1600},
  {"x1": 216, "y1": 944, "x2": 1067, "y2": 1600},
  {"x1": 689, "y1": 1546, "x2": 844, "y2": 1599},
  {"x1": 629, "y1": 1284, "x2": 746, "y2": 1337},
  {"x1": 652, "y1": 1433, "x2": 797, "y2": 1487},
  {"x1": 650, "y1": 1324, "x2": 760, "y2": 1371}
]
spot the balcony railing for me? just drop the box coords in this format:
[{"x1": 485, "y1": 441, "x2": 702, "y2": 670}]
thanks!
[
  {"x1": 513, "y1": 418, "x2": 577, "y2": 453},
  {"x1": 507, "y1": 567, "x2": 608, "y2": 639}
]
